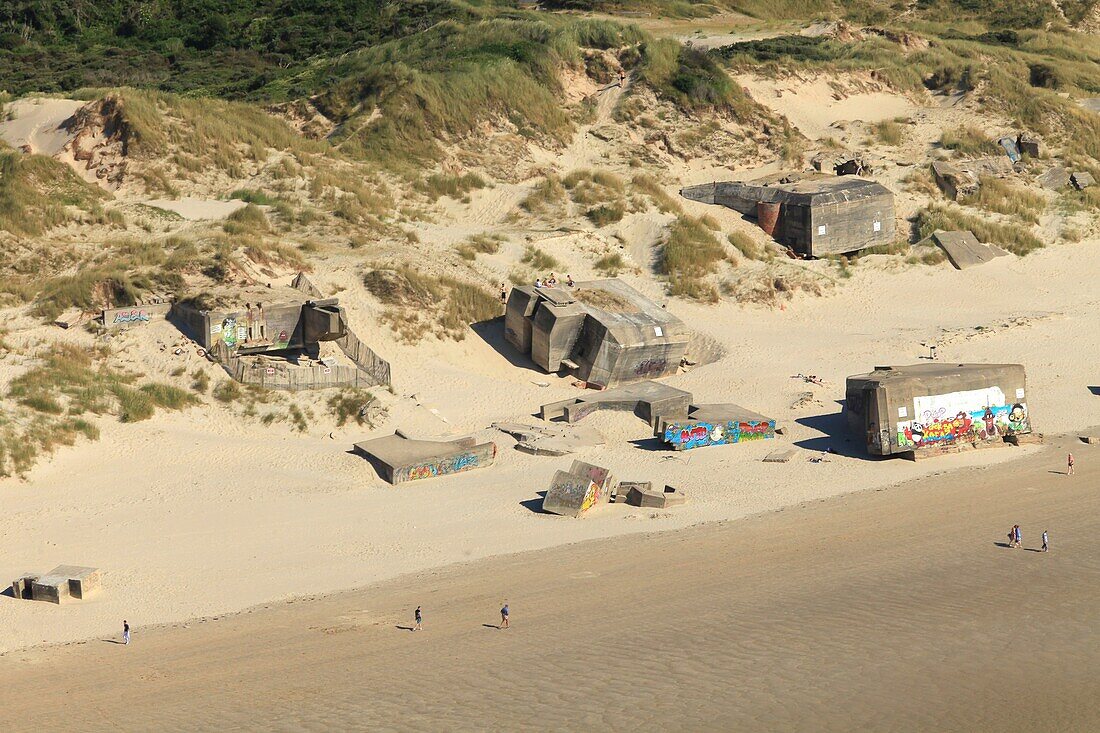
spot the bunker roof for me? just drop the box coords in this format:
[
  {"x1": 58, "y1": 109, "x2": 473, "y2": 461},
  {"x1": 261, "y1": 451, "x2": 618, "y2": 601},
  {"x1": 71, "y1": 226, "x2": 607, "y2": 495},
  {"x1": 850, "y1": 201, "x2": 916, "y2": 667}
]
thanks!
[
  {"x1": 568, "y1": 278, "x2": 687, "y2": 336},
  {"x1": 177, "y1": 283, "x2": 326, "y2": 312},
  {"x1": 746, "y1": 175, "x2": 892, "y2": 207},
  {"x1": 849, "y1": 363, "x2": 1025, "y2": 388}
]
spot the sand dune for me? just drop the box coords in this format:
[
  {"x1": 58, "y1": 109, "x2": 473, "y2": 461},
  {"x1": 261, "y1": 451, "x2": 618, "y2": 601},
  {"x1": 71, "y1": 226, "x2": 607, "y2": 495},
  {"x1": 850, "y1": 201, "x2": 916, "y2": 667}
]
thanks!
[
  {"x1": 0, "y1": 98, "x2": 83, "y2": 155},
  {"x1": 3, "y1": 434, "x2": 1097, "y2": 731}
]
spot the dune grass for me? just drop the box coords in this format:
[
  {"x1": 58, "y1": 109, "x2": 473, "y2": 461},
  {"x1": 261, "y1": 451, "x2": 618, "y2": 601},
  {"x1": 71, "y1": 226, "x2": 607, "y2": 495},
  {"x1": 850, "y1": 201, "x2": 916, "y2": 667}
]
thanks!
[
  {"x1": 962, "y1": 177, "x2": 1047, "y2": 224},
  {"x1": 940, "y1": 126, "x2": 1001, "y2": 157},
  {"x1": 364, "y1": 266, "x2": 500, "y2": 343},
  {"x1": 662, "y1": 216, "x2": 725, "y2": 301},
  {"x1": 0, "y1": 149, "x2": 107, "y2": 236},
  {"x1": 0, "y1": 343, "x2": 197, "y2": 476},
  {"x1": 915, "y1": 203, "x2": 1044, "y2": 256}
]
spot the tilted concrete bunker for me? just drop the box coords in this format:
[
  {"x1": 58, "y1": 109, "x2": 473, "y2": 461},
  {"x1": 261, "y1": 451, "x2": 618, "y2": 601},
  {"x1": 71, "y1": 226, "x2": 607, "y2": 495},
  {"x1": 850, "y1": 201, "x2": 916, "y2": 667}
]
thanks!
[
  {"x1": 505, "y1": 279, "x2": 689, "y2": 388},
  {"x1": 681, "y1": 175, "x2": 895, "y2": 257},
  {"x1": 845, "y1": 363, "x2": 1032, "y2": 457}
]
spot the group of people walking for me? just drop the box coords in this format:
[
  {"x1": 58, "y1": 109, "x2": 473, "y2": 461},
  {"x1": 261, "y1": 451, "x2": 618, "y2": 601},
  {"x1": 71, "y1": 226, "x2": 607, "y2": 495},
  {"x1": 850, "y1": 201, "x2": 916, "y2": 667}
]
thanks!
[
  {"x1": 410, "y1": 603, "x2": 509, "y2": 632},
  {"x1": 1007, "y1": 525, "x2": 1049, "y2": 552}
]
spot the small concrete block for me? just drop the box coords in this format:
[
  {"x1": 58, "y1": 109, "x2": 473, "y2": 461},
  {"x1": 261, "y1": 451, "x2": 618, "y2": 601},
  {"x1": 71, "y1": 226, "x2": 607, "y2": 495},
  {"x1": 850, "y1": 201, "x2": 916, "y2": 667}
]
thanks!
[
  {"x1": 764, "y1": 448, "x2": 796, "y2": 463},
  {"x1": 1079, "y1": 435, "x2": 1099, "y2": 445}
]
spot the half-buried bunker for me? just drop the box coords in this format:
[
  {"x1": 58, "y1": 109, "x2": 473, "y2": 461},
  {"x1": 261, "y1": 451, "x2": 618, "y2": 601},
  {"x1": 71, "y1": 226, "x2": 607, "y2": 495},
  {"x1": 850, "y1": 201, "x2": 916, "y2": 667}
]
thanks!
[{"x1": 354, "y1": 431, "x2": 497, "y2": 484}]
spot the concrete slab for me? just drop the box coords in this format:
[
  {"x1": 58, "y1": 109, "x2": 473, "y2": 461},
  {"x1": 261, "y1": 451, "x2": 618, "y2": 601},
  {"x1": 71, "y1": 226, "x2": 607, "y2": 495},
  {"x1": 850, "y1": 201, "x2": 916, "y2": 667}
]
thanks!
[
  {"x1": 926, "y1": 230, "x2": 1008, "y2": 270},
  {"x1": 540, "y1": 380, "x2": 692, "y2": 425},
  {"x1": 492, "y1": 422, "x2": 604, "y2": 456},
  {"x1": 541, "y1": 459, "x2": 615, "y2": 517},
  {"x1": 1071, "y1": 171, "x2": 1095, "y2": 190},
  {"x1": 48, "y1": 565, "x2": 101, "y2": 600},
  {"x1": 625, "y1": 484, "x2": 686, "y2": 509},
  {"x1": 353, "y1": 432, "x2": 496, "y2": 484},
  {"x1": 657, "y1": 403, "x2": 777, "y2": 450},
  {"x1": 1038, "y1": 166, "x2": 1071, "y2": 190},
  {"x1": 764, "y1": 448, "x2": 797, "y2": 463}
]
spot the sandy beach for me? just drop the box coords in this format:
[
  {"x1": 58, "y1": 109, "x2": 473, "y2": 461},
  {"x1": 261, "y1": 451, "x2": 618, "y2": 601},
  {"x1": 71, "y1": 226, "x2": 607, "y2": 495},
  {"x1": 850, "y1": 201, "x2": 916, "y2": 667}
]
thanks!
[{"x1": 3, "y1": 433, "x2": 1097, "y2": 731}]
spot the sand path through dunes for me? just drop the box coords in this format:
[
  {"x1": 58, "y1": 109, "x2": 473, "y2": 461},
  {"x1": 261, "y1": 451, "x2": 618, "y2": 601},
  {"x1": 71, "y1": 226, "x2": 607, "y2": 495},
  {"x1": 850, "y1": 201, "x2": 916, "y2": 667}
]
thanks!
[{"x1": 4, "y1": 434, "x2": 1097, "y2": 732}]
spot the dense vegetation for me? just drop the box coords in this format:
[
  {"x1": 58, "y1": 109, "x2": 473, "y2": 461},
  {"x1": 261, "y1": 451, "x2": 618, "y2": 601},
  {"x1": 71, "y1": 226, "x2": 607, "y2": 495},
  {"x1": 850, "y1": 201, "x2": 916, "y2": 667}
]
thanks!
[{"x1": 0, "y1": 0, "x2": 486, "y2": 96}]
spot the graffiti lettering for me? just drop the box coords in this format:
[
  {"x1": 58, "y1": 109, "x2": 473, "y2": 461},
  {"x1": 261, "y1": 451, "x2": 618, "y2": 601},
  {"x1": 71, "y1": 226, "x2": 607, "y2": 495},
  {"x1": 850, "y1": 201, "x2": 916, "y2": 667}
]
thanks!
[
  {"x1": 663, "y1": 418, "x2": 776, "y2": 450},
  {"x1": 400, "y1": 450, "x2": 483, "y2": 482},
  {"x1": 634, "y1": 358, "x2": 668, "y2": 377},
  {"x1": 113, "y1": 309, "x2": 150, "y2": 324}
]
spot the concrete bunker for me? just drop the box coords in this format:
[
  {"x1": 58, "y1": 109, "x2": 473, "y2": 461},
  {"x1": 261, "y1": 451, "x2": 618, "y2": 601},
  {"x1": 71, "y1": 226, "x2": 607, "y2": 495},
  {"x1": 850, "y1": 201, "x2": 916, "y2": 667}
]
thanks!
[
  {"x1": 542, "y1": 460, "x2": 615, "y2": 517},
  {"x1": 505, "y1": 279, "x2": 690, "y2": 388},
  {"x1": 12, "y1": 566, "x2": 101, "y2": 604},
  {"x1": 540, "y1": 380, "x2": 693, "y2": 425},
  {"x1": 657, "y1": 404, "x2": 776, "y2": 450},
  {"x1": 681, "y1": 175, "x2": 895, "y2": 257},
  {"x1": 353, "y1": 431, "x2": 497, "y2": 484},
  {"x1": 845, "y1": 363, "x2": 1033, "y2": 457},
  {"x1": 171, "y1": 274, "x2": 390, "y2": 390}
]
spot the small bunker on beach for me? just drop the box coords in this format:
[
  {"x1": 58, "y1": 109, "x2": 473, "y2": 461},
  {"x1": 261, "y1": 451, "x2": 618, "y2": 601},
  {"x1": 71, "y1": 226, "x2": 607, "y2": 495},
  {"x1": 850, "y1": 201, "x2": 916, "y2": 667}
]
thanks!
[
  {"x1": 353, "y1": 431, "x2": 497, "y2": 484},
  {"x1": 12, "y1": 565, "x2": 101, "y2": 604},
  {"x1": 845, "y1": 363, "x2": 1032, "y2": 457},
  {"x1": 505, "y1": 279, "x2": 690, "y2": 388},
  {"x1": 657, "y1": 404, "x2": 776, "y2": 450},
  {"x1": 680, "y1": 175, "x2": 895, "y2": 257},
  {"x1": 541, "y1": 380, "x2": 692, "y2": 425}
]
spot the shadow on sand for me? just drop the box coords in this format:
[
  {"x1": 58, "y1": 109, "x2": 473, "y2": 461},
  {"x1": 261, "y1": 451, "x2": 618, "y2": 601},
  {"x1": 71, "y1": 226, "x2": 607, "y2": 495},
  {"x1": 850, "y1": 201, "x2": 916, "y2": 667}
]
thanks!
[
  {"x1": 793, "y1": 406, "x2": 881, "y2": 462},
  {"x1": 470, "y1": 318, "x2": 544, "y2": 375},
  {"x1": 520, "y1": 491, "x2": 548, "y2": 514}
]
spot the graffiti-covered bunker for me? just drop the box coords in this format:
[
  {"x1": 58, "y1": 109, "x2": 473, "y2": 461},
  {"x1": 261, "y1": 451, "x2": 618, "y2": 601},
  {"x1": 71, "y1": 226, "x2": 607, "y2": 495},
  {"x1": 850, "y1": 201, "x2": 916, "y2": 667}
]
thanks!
[
  {"x1": 845, "y1": 364, "x2": 1031, "y2": 457},
  {"x1": 171, "y1": 277, "x2": 390, "y2": 390},
  {"x1": 505, "y1": 278, "x2": 690, "y2": 388},
  {"x1": 680, "y1": 175, "x2": 895, "y2": 258},
  {"x1": 353, "y1": 431, "x2": 497, "y2": 485}
]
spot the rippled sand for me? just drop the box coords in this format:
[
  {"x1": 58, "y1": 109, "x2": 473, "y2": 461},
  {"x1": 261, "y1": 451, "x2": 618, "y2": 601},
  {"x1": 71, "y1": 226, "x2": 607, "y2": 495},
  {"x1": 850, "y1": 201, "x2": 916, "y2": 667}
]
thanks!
[{"x1": 4, "y1": 436, "x2": 1099, "y2": 731}]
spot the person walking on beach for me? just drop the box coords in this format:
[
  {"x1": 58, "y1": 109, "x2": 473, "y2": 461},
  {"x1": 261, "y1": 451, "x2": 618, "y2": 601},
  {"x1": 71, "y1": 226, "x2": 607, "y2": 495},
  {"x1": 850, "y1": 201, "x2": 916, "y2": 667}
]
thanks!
[
  {"x1": 123, "y1": 620, "x2": 130, "y2": 645},
  {"x1": 500, "y1": 603, "x2": 510, "y2": 629},
  {"x1": 1013, "y1": 524, "x2": 1022, "y2": 549},
  {"x1": 1067, "y1": 453, "x2": 1075, "y2": 476},
  {"x1": 415, "y1": 605, "x2": 423, "y2": 631},
  {"x1": 1042, "y1": 530, "x2": 1049, "y2": 553}
]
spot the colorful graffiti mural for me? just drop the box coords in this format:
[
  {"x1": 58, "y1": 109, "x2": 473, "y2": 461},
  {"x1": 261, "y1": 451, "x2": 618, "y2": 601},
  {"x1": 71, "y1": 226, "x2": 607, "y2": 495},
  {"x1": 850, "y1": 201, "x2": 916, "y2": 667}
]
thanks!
[
  {"x1": 896, "y1": 387, "x2": 1030, "y2": 450},
  {"x1": 663, "y1": 419, "x2": 776, "y2": 450},
  {"x1": 112, "y1": 309, "x2": 151, "y2": 324},
  {"x1": 395, "y1": 444, "x2": 497, "y2": 483},
  {"x1": 579, "y1": 481, "x2": 603, "y2": 514}
]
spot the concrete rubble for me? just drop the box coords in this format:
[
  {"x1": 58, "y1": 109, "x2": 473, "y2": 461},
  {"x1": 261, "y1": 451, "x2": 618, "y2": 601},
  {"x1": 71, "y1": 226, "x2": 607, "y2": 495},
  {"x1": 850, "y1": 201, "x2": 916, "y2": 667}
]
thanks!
[
  {"x1": 1071, "y1": 171, "x2": 1095, "y2": 190},
  {"x1": 542, "y1": 460, "x2": 616, "y2": 517},
  {"x1": 922, "y1": 230, "x2": 1009, "y2": 270},
  {"x1": 1038, "y1": 166, "x2": 1072, "y2": 191},
  {"x1": 621, "y1": 482, "x2": 687, "y2": 509},
  {"x1": 353, "y1": 430, "x2": 497, "y2": 484},
  {"x1": 541, "y1": 380, "x2": 692, "y2": 425},
  {"x1": 492, "y1": 421, "x2": 604, "y2": 456},
  {"x1": 931, "y1": 161, "x2": 979, "y2": 200}
]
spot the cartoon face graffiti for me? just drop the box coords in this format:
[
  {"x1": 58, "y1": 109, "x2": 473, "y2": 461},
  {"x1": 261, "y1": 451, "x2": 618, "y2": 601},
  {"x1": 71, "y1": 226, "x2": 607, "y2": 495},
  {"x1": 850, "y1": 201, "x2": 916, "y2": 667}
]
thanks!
[
  {"x1": 905, "y1": 422, "x2": 925, "y2": 445},
  {"x1": 709, "y1": 424, "x2": 725, "y2": 443},
  {"x1": 1009, "y1": 403, "x2": 1028, "y2": 432},
  {"x1": 982, "y1": 407, "x2": 997, "y2": 439}
]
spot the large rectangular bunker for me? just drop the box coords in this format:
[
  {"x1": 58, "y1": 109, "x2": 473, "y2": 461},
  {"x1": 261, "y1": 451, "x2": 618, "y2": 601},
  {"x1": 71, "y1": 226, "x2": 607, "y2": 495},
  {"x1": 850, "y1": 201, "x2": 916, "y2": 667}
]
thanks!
[{"x1": 845, "y1": 363, "x2": 1031, "y2": 457}]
